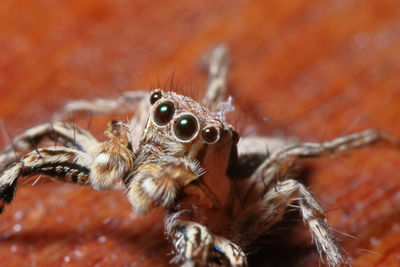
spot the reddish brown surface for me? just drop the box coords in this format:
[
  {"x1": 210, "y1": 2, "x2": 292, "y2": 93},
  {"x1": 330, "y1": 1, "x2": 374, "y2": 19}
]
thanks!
[{"x1": 1, "y1": 0, "x2": 400, "y2": 266}]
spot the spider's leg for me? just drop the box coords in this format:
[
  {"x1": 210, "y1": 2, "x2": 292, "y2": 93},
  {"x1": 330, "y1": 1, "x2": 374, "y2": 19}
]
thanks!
[
  {"x1": 237, "y1": 135, "x2": 298, "y2": 156},
  {"x1": 233, "y1": 179, "x2": 346, "y2": 267},
  {"x1": 241, "y1": 129, "x2": 399, "y2": 201},
  {"x1": 53, "y1": 90, "x2": 149, "y2": 120},
  {"x1": 127, "y1": 96, "x2": 149, "y2": 151},
  {"x1": 53, "y1": 90, "x2": 149, "y2": 151},
  {"x1": 0, "y1": 122, "x2": 98, "y2": 171},
  {"x1": 230, "y1": 129, "x2": 398, "y2": 265},
  {"x1": 166, "y1": 215, "x2": 247, "y2": 267},
  {"x1": 0, "y1": 146, "x2": 91, "y2": 213},
  {"x1": 203, "y1": 44, "x2": 230, "y2": 105},
  {"x1": 0, "y1": 120, "x2": 135, "y2": 212},
  {"x1": 227, "y1": 136, "x2": 298, "y2": 179}
]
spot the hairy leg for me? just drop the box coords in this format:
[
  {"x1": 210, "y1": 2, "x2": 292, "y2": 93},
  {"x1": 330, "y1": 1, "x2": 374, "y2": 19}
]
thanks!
[
  {"x1": 237, "y1": 135, "x2": 298, "y2": 156},
  {"x1": 240, "y1": 129, "x2": 399, "y2": 204},
  {"x1": 52, "y1": 91, "x2": 149, "y2": 151},
  {"x1": 0, "y1": 122, "x2": 98, "y2": 171},
  {"x1": 53, "y1": 90, "x2": 149, "y2": 120},
  {"x1": 229, "y1": 129, "x2": 398, "y2": 265},
  {"x1": 0, "y1": 146, "x2": 91, "y2": 213},
  {"x1": 233, "y1": 179, "x2": 346, "y2": 266},
  {"x1": 202, "y1": 44, "x2": 230, "y2": 105},
  {"x1": 0, "y1": 120, "x2": 134, "y2": 212},
  {"x1": 166, "y1": 214, "x2": 247, "y2": 267}
]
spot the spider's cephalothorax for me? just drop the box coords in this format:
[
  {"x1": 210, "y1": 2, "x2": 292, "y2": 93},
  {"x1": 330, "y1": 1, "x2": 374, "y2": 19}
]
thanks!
[
  {"x1": 126, "y1": 89, "x2": 239, "y2": 217},
  {"x1": 1, "y1": 45, "x2": 399, "y2": 267}
]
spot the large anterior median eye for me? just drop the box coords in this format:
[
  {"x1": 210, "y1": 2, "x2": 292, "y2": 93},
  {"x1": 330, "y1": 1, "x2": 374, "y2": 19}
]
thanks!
[
  {"x1": 173, "y1": 114, "x2": 198, "y2": 141},
  {"x1": 153, "y1": 101, "x2": 175, "y2": 126}
]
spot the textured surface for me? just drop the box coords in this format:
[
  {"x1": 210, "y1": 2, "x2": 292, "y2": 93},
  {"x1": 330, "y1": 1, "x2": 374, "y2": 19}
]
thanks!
[{"x1": 1, "y1": 0, "x2": 400, "y2": 266}]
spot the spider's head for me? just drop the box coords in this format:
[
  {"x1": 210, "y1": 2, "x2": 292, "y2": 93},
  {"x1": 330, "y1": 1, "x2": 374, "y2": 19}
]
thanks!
[
  {"x1": 128, "y1": 89, "x2": 239, "y2": 214},
  {"x1": 144, "y1": 89, "x2": 238, "y2": 160}
]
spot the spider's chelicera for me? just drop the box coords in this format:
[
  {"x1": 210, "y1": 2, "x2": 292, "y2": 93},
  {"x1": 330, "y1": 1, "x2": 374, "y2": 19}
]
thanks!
[{"x1": 0, "y1": 45, "x2": 399, "y2": 267}]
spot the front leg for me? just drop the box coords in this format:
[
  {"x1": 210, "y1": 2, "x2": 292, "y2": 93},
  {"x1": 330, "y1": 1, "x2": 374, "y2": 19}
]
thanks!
[
  {"x1": 0, "y1": 121, "x2": 98, "y2": 170},
  {"x1": 0, "y1": 120, "x2": 134, "y2": 212},
  {"x1": 166, "y1": 214, "x2": 247, "y2": 267},
  {"x1": 0, "y1": 146, "x2": 91, "y2": 213}
]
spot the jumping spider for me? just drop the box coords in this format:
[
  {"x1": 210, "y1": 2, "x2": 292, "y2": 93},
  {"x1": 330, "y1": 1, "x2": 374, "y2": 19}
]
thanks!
[{"x1": 0, "y1": 45, "x2": 398, "y2": 266}]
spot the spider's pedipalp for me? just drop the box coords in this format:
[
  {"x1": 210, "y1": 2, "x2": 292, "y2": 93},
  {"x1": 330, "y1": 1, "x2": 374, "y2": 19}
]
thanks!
[
  {"x1": 126, "y1": 155, "x2": 202, "y2": 215},
  {"x1": 89, "y1": 120, "x2": 134, "y2": 190}
]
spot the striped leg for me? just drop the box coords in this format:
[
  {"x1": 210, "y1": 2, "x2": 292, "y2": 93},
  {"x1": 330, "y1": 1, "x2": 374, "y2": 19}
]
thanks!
[
  {"x1": 234, "y1": 179, "x2": 346, "y2": 266},
  {"x1": 0, "y1": 121, "x2": 98, "y2": 169},
  {"x1": 0, "y1": 147, "x2": 91, "y2": 213},
  {"x1": 166, "y1": 215, "x2": 247, "y2": 267},
  {"x1": 0, "y1": 120, "x2": 134, "y2": 213}
]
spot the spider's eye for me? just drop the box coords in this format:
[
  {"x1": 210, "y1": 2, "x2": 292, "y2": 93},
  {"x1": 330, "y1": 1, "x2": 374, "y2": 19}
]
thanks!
[
  {"x1": 173, "y1": 114, "x2": 198, "y2": 141},
  {"x1": 153, "y1": 101, "x2": 175, "y2": 126},
  {"x1": 202, "y1": 126, "x2": 219, "y2": 144},
  {"x1": 150, "y1": 91, "x2": 163, "y2": 105}
]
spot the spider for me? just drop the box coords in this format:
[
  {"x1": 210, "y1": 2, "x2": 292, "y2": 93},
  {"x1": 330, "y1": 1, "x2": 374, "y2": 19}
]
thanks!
[{"x1": 0, "y1": 45, "x2": 398, "y2": 267}]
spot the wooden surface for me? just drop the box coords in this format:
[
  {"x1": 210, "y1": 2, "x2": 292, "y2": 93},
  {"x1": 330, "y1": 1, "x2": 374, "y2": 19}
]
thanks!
[{"x1": 1, "y1": 0, "x2": 400, "y2": 266}]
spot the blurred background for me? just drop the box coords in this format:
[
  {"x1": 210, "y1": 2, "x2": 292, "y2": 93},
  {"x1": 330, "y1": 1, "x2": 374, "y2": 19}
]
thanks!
[{"x1": 1, "y1": 0, "x2": 400, "y2": 266}]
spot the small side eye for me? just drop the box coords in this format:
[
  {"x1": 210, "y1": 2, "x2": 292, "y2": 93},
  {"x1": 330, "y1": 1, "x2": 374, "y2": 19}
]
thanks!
[
  {"x1": 153, "y1": 101, "x2": 175, "y2": 126},
  {"x1": 202, "y1": 126, "x2": 219, "y2": 144},
  {"x1": 150, "y1": 91, "x2": 163, "y2": 105},
  {"x1": 173, "y1": 114, "x2": 198, "y2": 141}
]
